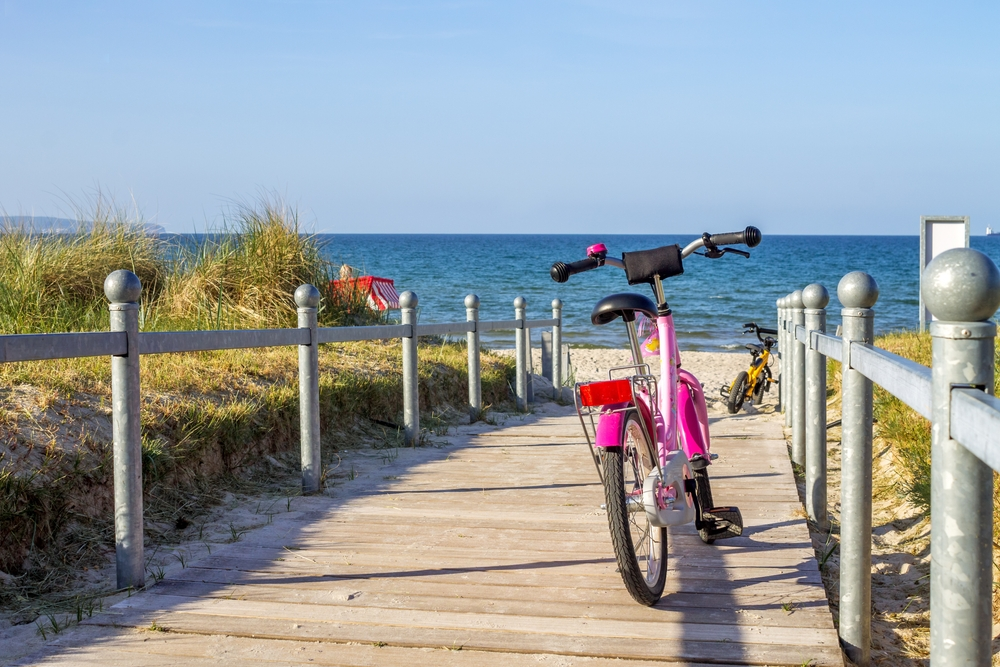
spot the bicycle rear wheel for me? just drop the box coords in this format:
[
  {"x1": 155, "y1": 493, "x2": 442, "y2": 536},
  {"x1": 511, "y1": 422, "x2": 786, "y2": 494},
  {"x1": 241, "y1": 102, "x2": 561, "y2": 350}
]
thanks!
[
  {"x1": 752, "y1": 366, "x2": 771, "y2": 405},
  {"x1": 603, "y1": 411, "x2": 667, "y2": 606}
]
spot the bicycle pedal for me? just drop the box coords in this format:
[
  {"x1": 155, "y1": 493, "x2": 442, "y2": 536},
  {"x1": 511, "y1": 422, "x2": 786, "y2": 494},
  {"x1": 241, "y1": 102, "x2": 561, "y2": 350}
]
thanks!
[{"x1": 702, "y1": 506, "x2": 743, "y2": 540}]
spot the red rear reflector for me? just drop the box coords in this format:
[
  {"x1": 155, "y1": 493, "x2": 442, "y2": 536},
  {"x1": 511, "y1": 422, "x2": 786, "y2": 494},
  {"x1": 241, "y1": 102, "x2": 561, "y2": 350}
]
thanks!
[{"x1": 579, "y1": 379, "x2": 633, "y2": 407}]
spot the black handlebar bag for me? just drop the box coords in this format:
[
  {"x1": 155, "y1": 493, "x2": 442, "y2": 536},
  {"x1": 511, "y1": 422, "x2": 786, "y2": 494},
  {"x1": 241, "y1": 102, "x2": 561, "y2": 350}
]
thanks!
[{"x1": 622, "y1": 245, "x2": 684, "y2": 285}]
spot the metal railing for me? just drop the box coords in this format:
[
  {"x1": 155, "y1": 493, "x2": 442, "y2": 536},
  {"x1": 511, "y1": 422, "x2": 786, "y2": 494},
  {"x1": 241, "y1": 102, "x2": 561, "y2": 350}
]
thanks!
[
  {"x1": 1, "y1": 269, "x2": 566, "y2": 591},
  {"x1": 777, "y1": 248, "x2": 1000, "y2": 666}
]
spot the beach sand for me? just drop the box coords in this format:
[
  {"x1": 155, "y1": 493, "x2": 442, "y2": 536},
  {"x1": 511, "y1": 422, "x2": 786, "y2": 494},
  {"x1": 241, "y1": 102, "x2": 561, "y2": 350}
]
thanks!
[{"x1": 506, "y1": 346, "x2": 776, "y2": 415}]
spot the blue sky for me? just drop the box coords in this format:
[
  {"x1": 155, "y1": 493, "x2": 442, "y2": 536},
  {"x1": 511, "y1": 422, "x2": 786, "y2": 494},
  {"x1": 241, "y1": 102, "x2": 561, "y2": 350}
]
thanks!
[{"x1": 1, "y1": 1, "x2": 997, "y2": 234}]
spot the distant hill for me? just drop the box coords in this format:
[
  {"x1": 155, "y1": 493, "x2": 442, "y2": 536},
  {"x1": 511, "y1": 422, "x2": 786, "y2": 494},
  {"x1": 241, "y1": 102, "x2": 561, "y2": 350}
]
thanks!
[{"x1": 1, "y1": 216, "x2": 165, "y2": 235}]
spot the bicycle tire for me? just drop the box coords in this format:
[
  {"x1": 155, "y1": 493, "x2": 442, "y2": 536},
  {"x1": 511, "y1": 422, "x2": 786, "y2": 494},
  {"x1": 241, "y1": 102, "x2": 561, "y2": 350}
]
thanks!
[
  {"x1": 727, "y1": 371, "x2": 749, "y2": 414},
  {"x1": 694, "y1": 467, "x2": 716, "y2": 544},
  {"x1": 603, "y1": 412, "x2": 667, "y2": 606},
  {"x1": 752, "y1": 366, "x2": 771, "y2": 405}
]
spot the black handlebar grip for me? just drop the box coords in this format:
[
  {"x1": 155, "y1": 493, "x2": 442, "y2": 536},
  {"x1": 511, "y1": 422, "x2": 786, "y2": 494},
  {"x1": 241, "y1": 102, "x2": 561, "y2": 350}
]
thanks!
[
  {"x1": 550, "y1": 257, "x2": 601, "y2": 283},
  {"x1": 708, "y1": 225, "x2": 762, "y2": 248},
  {"x1": 743, "y1": 322, "x2": 756, "y2": 329}
]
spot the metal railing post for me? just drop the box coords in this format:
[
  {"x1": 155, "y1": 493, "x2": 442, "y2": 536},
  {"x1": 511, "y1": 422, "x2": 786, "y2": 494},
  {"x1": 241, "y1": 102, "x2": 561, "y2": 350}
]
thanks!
[
  {"x1": 782, "y1": 295, "x2": 792, "y2": 426},
  {"x1": 924, "y1": 249, "x2": 1000, "y2": 666},
  {"x1": 526, "y1": 326, "x2": 534, "y2": 403},
  {"x1": 790, "y1": 290, "x2": 805, "y2": 465},
  {"x1": 776, "y1": 297, "x2": 784, "y2": 412},
  {"x1": 105, "y1": 270, "x2": 144, "y2": 590},
  {"x1": 803, "y1": 283, "x2": 829, "y2": 530},
  {"x1": 465, "y1": 294, "x2": 481, "y2": 422},
  {"x1": 400, "y1": 291, "x2": 420, "y2": 444},
  {"x1": 552, "y1": 299, "x2": 562, "y2": 391},
  {"x1": 514, "y1": 297, "x2": 527, "y2": 411},
  {"x1": 837, "y1": 271, "x2": 879, "y2": 666},
  {"x1": 295, "y1": 285, "x2": 322, "y2": 494}
]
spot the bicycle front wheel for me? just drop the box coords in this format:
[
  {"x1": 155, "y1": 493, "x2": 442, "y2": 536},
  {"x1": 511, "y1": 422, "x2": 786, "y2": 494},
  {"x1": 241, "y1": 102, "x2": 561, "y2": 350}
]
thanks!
[
  {"x1": 603, "y1": 411, "x2": 667, "y2": 606},
  {"x1": 727, "y1": 371, "x2": 749, "y2": 413}
]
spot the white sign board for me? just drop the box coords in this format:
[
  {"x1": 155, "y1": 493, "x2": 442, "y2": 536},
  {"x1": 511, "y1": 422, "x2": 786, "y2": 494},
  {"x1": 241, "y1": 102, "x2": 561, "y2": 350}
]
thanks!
[{"x1": 919, "y1": 216, "x2": 970, "y2": 330}]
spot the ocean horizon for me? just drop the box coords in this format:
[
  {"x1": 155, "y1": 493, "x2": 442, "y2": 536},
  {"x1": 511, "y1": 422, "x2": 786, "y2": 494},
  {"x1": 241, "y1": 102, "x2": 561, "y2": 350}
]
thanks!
[{"x1": 161, "y1": 234, "x2": 1000, "y2": 352}]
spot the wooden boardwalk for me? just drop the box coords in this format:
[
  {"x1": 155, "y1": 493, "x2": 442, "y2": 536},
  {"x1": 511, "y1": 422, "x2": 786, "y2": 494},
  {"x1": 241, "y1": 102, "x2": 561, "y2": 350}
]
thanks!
[{"x1": 20, "y1": 405, "x2": 843, "y2": 666}]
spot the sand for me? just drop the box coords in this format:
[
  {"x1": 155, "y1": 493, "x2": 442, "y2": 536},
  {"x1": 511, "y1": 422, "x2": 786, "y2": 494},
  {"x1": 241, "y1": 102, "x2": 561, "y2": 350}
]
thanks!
[{"x1": 503, "y1": 346, "x2": 771, "y2": 415}]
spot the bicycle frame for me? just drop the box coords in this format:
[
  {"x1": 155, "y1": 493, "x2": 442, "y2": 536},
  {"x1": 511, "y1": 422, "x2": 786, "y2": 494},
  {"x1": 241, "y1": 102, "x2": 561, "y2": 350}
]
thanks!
[
  {"x1": 576, "y1": 309, "x2": 708, "y2": 527},
  {"x1": 739, "y1": 346, "x2": 771, "y2": 398}
]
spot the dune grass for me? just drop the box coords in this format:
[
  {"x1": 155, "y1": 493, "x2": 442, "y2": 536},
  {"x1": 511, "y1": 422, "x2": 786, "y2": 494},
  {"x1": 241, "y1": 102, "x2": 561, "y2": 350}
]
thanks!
[
  {"x1": 871, "y1": 332, "x2": 933, "y2": 510},
  {"x1": 869, "y1": 330, "x2": 1000, "y2": 620},
  {"x1": 0, "y1": 197, "x2": 516, "y2": 619},
  {"x1": 0, "y1": 195, "x2": 377, "y2": 335},
  {"x1": 0, "y1": 219, "x2": 164, "y2": 335}
]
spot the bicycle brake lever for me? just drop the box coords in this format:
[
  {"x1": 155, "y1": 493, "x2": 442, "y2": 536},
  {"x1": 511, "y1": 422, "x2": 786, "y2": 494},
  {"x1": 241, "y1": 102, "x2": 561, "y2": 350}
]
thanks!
[{"x1": 701, "y1": 247, "x2": 749, "y2": 260}]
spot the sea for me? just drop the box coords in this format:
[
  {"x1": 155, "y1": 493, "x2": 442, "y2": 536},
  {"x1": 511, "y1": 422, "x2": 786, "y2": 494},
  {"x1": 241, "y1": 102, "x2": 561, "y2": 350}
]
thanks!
[
  {"x1": 252, "y1": 234, "x2": 1000, "y2": 352},
  {"x1": 311, "y1": 234, "x2": 1000, "y2": 351}
]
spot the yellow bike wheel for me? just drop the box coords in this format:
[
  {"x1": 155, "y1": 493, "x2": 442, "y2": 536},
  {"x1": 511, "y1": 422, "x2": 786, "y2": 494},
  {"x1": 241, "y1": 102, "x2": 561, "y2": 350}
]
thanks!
[{"x1": 726, "y1": 371, "x2": 749, "y2": 414}]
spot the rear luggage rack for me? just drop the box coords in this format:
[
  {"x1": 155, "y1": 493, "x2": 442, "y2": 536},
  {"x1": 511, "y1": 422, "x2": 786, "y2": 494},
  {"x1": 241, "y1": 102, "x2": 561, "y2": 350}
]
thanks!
[{"x1": 574, "y1": 371, "x2": 659, "y2": 484}]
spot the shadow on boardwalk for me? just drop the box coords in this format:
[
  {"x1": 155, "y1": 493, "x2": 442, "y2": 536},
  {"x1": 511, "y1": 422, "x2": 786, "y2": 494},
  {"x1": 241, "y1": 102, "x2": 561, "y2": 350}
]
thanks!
[{"x1": 12, "y1": 403, "x2": 844, "y2": 667}]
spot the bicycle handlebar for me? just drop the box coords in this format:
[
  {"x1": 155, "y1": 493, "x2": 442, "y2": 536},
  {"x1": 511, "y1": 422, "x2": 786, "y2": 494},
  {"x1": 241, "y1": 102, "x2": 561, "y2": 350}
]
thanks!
[
  {"x1": 550, "y1": 225, "x2": 762, "y2": 283},
  {"x1": 742, "y1": 322, "x2": 778, "y2": 344},
  {"x1": 550, "y1": 257, "x2": 601, "y2": 283},
  {"x1": 709, "y1": 227, "x2": 762, "y2": 249},
  {"x1": 681, "y1": 225, "x2": 761, "y2": 258}
]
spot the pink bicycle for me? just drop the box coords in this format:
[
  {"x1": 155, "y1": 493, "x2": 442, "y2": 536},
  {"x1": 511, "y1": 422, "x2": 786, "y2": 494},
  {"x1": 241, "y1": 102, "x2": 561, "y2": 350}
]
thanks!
[{"x1": 550, "y1": 227, "x2": 761, "y2": 605}]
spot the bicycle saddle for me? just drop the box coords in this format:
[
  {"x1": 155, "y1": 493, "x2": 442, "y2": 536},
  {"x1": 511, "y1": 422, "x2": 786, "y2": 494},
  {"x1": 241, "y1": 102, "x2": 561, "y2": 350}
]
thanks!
[
  {"x1": 745, "y1": 343, "x2": 763, "y2": 354},
  {"x1": 591, "y1": 292, "x2": 657, "y2": 325}
]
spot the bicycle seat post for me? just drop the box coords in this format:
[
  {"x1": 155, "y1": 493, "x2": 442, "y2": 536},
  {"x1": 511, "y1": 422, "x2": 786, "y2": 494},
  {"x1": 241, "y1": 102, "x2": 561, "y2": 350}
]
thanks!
[{"x1": 625, "y1": 317, "x2": 643, "y2": 366}]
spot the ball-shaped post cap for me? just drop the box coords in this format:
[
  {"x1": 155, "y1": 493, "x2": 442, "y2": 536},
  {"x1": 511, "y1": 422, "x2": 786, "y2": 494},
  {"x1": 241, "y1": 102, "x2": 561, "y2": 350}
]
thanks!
[
  {"x1": 104, "y1": 270, "x2": 142, "y2": 303},
  {"x1": 552, "y1": 298, "x2": 562, "y2": 309},
  {"x1": 802, "y1": 283, "x2": 830, "y2": 310},
  {"x1": 788, "y1": 290, "x2": 804, "y2": 309},
  {"x1": 294, "y1": 284, "x2": 321, "y2": 309},
  {"x1": 399, "y1": 291, "x2": 418, "y2": 309},
  {"x1": 922, "y1": 248, "x2": 1000, "y2": 322},
  {"x1": 513, "y1": 296, "x2": 526, "y2": 309},
  {"x1": 837, "y1": 272, "x2": 880, "y2": 309},
  {"x1": 464, "y1": 294, "x2": 480, "y2": 309}
]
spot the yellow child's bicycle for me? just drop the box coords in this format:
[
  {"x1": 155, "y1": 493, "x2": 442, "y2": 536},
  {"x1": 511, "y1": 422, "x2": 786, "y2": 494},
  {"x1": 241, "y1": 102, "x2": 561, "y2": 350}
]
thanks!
[{"x1": 721, "y1": 322, "x2": 778, "y2": 414}]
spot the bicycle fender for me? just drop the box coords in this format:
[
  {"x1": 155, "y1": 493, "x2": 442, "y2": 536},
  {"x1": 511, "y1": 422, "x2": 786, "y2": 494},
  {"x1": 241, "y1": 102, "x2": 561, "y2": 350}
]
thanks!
[
  {"x1": 677, "y1": 369, "x2": 711, "y2": 459},
  {"x1": 643, "y1": 450, "x2": 695, "y2": 527},
  {"x1": 594, "y1": 402, "x2": 630, "y2": 447}
]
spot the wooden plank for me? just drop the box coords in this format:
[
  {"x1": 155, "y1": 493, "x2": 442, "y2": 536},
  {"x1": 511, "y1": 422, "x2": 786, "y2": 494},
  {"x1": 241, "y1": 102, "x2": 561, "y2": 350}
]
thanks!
[
  {"x1": 88, "y1": 606, "x2": 845, "y2": 666},
  {"x1": 174, "y1": 554, "x2": 827, "y2": 596},
  {"x1": 18, "y1": 626, "x2": 747, "y2": 667},
  {"x1": 104, "y1": 593, "x2": 840, "y2": 648},
  {"x1": 148, "y1": 578, "x2": 836, "y2": 629},
  {"x1": 208, "y1": 543, "x2": 825, "y2": 581}
]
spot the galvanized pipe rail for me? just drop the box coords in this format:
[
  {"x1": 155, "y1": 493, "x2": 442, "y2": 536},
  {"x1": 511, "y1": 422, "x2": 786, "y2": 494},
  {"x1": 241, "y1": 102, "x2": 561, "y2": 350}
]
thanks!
[
  {"x1": 0, "y1": 270, "x2": 564, "y2": 592},
  {"x1": 778, "y1": 248, "x2": 1000, "y2": 667}
]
